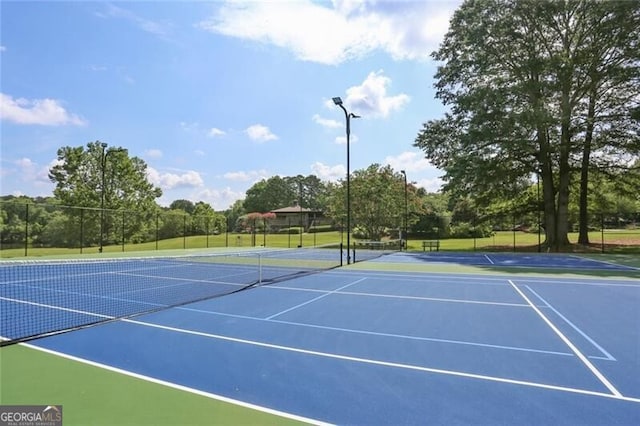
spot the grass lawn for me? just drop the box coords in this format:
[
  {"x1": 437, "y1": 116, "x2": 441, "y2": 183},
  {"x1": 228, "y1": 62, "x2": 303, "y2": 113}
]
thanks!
[
  {"x1": 1, "y1": 230, "x2": 638, "y2": 258},
  {"x1": 0, "y1": 344, "x2": 305, "y2": 426}
]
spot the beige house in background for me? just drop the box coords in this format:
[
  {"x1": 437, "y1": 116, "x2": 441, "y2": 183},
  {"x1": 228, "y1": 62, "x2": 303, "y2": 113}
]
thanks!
[{"x1": 269, "y1": 203, "x2": 332, "y2": 232}]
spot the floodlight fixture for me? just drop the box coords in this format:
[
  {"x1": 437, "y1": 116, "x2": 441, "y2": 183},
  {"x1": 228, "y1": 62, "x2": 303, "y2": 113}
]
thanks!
[{"x1": 333, "y1": 96, "x2": 361, "y2": 264}]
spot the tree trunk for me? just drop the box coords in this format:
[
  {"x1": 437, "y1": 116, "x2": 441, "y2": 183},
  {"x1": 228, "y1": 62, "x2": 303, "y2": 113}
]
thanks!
[
  {"x1": 538, "y1": 127, "x2": 556, "y2": 251},
  {"x1": 554, "y1": 75, "x2": 573, "y2": 251},
  {"x1": 578, "y1": 89, "x2": 597, "y2": 245}
]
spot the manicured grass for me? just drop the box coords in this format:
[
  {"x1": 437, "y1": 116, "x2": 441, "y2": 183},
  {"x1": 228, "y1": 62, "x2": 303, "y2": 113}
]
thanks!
[
  {"x1": 0, "y1": 344, "x2": 306, "y2": 426},
  {"x1": 2, "y1": 230, "x2": 639, "y2": 258},
  {"x1": 0, "y1": 232, "x2": 344, "y2": 258},
  {"x1": 405, "y1": 230, "x2": 640, "y2": 253}
]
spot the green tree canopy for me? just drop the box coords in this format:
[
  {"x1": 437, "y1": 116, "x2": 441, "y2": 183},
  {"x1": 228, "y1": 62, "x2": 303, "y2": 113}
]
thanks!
[
  {"x1": 243, "y1": 174, "x2": 330, "y2": 213},
  {"x1": 415, "y1": 0, "x2": 640, "y2": 251},
  {"x1": 49, "y1": 141, "x2": 162, "y2": 210},
  {"x1": 326, "y1": 164, "x2": 424, "y2": 241}
]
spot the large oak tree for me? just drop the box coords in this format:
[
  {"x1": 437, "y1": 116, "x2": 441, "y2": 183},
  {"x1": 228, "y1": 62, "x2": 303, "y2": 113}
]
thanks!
[{"x1": 415, "y1": 0, "x2": 640, "y2": 251}]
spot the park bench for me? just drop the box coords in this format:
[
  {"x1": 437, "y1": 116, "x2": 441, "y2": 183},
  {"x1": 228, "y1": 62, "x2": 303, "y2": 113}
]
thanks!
[{"x1": 422, "y1": 240, "x2": 440, "y2": 252}]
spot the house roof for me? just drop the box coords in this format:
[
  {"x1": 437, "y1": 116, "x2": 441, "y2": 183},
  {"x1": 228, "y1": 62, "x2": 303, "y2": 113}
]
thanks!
[{"x1": 270, "y1": 205, "x2": 319, "y2": 213}]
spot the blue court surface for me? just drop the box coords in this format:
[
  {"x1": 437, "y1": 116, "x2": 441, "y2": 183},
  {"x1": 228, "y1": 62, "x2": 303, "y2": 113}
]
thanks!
[
  {"x1": 7, "y1": 252, "x2": 640, "y2": 424},
  {"x1": 373, "y1": 251, "x2": 639, "y2": 270}
]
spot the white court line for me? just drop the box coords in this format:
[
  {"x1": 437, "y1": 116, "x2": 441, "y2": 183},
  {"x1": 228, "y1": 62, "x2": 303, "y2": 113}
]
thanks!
[
  {"x1": 122, "y1": 318, "x2": 640, "y2": 404},
  {"x1": 267, "y1": 285, "x2": 529, "y2": 308},
  {"x1": 0, "y1": 296, "x2": 113, "y2": 319},
  {"x1": 19, "y1": 343, "x2": 331, "y2": 426},
  {"x1": 524, "y1": 285, "x2": 616, "y2": 361},
  {"x1": 179, "y1": 306, "x2": 576, "y2": 357},
  {"x1": 265, "y1": 277, "x2": 367, "y2": 320},
  {"x1": 507, "y1": 280, "x2": 622, "y2": 397},
  {"x1": 484, "y1": 255, "x2": 495, "y2": 264},
  {"x1": 568, "y1": 254, "x2": 640, "y2": 271},
  {"x1": 322, "y1": 269, "x2": 640, "y2": 287}
]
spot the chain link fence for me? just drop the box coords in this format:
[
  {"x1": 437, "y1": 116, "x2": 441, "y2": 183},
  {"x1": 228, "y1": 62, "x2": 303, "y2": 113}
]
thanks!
[
  {"x1": 406, "y1": 210, "x2": 640, "y2": 253},
  {"x1": 1, "y1": 201, "x2": 638, "y2": 256},
  {"x1": 0, "y1": 201, "x2": 344, "y2": 256}
]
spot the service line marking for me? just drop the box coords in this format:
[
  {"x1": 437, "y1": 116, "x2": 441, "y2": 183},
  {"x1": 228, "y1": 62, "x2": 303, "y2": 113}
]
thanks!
[
  {"x1": 525, "y1": 285, "x2": 616, "y2": 361},
  {"x1": 508, "y1": 280, "x2": 622, "y2": 397},
  {"x1": 122, "y1": 318, "x2": 640, "y2": 403}
]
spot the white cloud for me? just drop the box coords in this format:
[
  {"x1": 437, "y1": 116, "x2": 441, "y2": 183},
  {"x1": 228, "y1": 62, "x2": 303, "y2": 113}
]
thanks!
[
  {"x1": 223, "y1": 169, "x2": 269, "y2": 182},
  {"x1": 207, "y1": 127, "x2": 226, "y2": 138},
  {"x1": 310, "y1": 162, "x2": 346, "y2": 182},
  {"x1": 415, "y1": 176, "x2": 444, "y2": 193},
  {"x1": 0, "y1": 93, "x2": 87, "y2": 126},
  {"x1": 312, "y1": 114, "x2": 342, "y2": 129},
  {"x1": 383, "y1": 151, "x2": 434, "y2": 173},
  {"x1": 335, "y1": 134, "x2": 359, "y2": 145},
  {"x1": 245, "y1": 124, "x2": 278, "y2": 143},
  {"x1": 145, "y1": 149, "x2": 163, "y2": 159},
  {"x1": 89, "y1": 64, "x2": 107, "y2": 72},
  {"x1": 384, "y1": 151, "x2": 444, "y2": 192},
  {"x1": 11, "y1": 157, "x2": 59, "y2": 187},
  {"x1": 0, "y1": 46, "x2": 6, "y2": 52},
  {"x1": 99, "y1": 3, "x2": 172, "y2": 38},
  {"x1": 147, "y1": 167, "x2": 204, "y2": 190},
  {"x1": 192, "y1": 187, "x2": 245, "y2": 211},
  {"x1": 344, "y1": 70, "x2": 409, "y2": 118},
  {"x1": 198, "y1": 1, "x2": 458, "y2": 65},
  {"x1": 15, "y1": 157, "x2": 36, "y2": 169},
  {"x1": 180, "y1": 121, "x2": 199, "y2": 132}
]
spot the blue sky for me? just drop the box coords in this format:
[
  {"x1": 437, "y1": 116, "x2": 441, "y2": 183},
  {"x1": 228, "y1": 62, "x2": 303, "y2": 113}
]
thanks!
[{"x1": 1, "y1": 0, "x2": 460, "y2": 210}]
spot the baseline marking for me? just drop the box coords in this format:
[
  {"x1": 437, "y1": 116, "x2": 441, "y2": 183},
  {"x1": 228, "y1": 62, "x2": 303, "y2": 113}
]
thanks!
[
  {"x1": 484, "y1": 255, "x2": 495, "y2": 265},
  {"x1": 525, "y1": 285, "x2": 616, "y2": 361},
  {"x1": 507, "y1": 280, "x2": 622, "y2": 397},
  {"x1": 123, "y1": 318, "x2": 640, "y2": 403},
  {"x1": 265, "y1": 277, "x2": 367, "y2": 320}
]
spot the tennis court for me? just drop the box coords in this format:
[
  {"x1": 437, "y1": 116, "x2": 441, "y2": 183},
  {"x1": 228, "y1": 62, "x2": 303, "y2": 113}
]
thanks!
[{"x1": 1, "y1": 249, "x2": 639, "y2": 424}]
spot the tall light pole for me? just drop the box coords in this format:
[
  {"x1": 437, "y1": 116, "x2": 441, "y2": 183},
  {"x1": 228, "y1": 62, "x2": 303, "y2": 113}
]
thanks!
[
  {"x1": 99, "y1": 143, "x2": 123, "y2": 253},
  {"x1": 537, "y1": 170, "x2": 541, "y2": 252},
  {"x1": 99, "y1": 142, "x2": 108, "y2": 253},
  {"x1": 333, "y1": 96, "x2": 360, "y2": 264},
  {"x1": 400, "y1": 170, "x2": 407, "y2": 251},
  {"x1": 298, "y1": 180, "x2": 303, "y2": 248}
]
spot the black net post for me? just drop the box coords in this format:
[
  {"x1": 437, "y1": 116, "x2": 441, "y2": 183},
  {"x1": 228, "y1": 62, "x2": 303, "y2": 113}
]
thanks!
[
  {"x1": 80, "y1": 208, "x2": 84, "y2": 254},
  {"x1": 601, "y1": 213, "x2": 605, "y2": 254},
  {"x1": 512, "y1": 213, "x2": 517, "y2": 252},
  {"x1": 206, "y1": 216, "x2": 210, "y2": 248},
  {"x1": 225, "y1": 216, "x2": 229, "y2": 248},
  {"x1": 24, "y1": 203, "x2": 29, "y2": 257},
  {"x1": 182, "y1": 215, "x2": 187, "y2": 249},
  {"x1": 121, "y1": 210, "x2": 125, "y2": 252},
  {"x1": 155, "y1": 212, "x2": 159, "y2": 251}
]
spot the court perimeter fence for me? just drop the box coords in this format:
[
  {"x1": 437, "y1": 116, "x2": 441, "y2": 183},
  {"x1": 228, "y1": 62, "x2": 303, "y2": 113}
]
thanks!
[{"x1": 1, "y1": 201, "x2": 639, "y2": 256}]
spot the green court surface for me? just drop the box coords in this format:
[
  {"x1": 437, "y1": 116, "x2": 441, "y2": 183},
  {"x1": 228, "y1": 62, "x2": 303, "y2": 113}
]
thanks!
[{"x1": 0, "y1": 344, "x2": 305, "y2": 426}]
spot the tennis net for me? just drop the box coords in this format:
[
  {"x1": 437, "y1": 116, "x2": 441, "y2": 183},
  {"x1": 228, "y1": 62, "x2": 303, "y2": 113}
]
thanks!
[
  {"x1": 352, "y1": 239, "x2": 402, "y2": 263},
  {"x1": 0, "y1": 246, "x2": 342, "y2": 345}
]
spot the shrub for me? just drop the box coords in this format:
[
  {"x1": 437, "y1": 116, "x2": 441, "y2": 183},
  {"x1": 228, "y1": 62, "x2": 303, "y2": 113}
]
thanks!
[
  {"x1": 308, "y1": 225, "x2": 334, "y2": 233},
  {"x1": 449, "y1": 222, "x2": 494, "y2": 238},
  {"x1": 277, "y1": 227, "x2": 302, "y2": 234}
]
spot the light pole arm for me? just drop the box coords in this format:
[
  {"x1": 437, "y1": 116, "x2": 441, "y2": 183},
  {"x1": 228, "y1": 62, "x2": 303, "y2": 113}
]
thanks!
[{"x1": 337, "y1": 104, "x2": 350, "y2": 138}]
